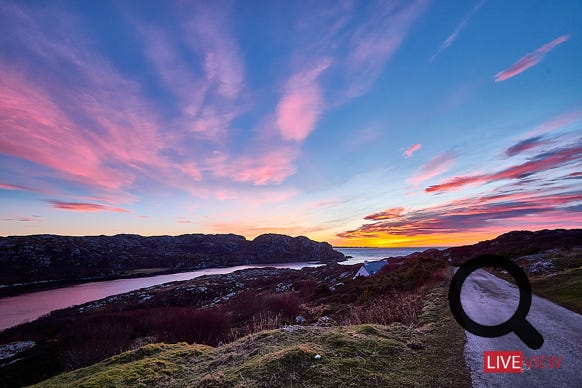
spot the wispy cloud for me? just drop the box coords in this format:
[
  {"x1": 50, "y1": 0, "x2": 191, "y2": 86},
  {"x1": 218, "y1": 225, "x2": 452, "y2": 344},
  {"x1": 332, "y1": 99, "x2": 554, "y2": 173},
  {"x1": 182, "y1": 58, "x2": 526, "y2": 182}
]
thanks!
[
  {"x1": 1, "y1": 216, "x2": 43, "y2": 222},
  {"x1": 0, "y1": 64, "x2": 137, "y2": 194},
  {"x1": 137, "y1": 2, "x2": 246, "y2": 142},
  {"x1": 364, "y1": 207, "x2": 405, "y2": 220},
  {"x1": 182, "y1": 3, "x2": 245, "y2": 100},
  {"x1": 346, "y1": 0, "x2": 430, "y2": 97},
  {"x1": 276, "y1": 59, "x2": 331, "y2": 142},
  {"x1": 504, "y1": 136, "x2": 550, "y2": 157},
  {"x1": 495, "y1": 35, "x2": 570, "y2": 82},
  {"x1": 426, "y1": 141, "x2": 581, "y2": 192},
  {"x1": 211, "y1": 149, "x2": 298, "y2": 186},
  {"x1": 339, "y1": 188, "x2": 581, "y2": 239},
  {"x1": 522, "y1": 109, "x2": 582, "y2": 138},
  {"x1": 340, "y1": 129, "x2": 582, "y2": 244},
  {"x1": 0, "y1": 182, "x2": 52, "y2": 194},
  {"x1": 48, "y1": 201, "x2": 131, "y2": 213},
  {"x1": 407, "y1": 151, "x2": 456, "y2": 185},
  {"x1": 403, "y1": 143, "x2": 422, "y2": 158},
  {"x1": 0, "y1": 2, "x2": 300, "y2": 209},
  {"x1": 430, "y1": 0, "x2": 485, "y2": 62},
  {"x1": 138, "y1": 25, "x2": 208, "y2": 119}
]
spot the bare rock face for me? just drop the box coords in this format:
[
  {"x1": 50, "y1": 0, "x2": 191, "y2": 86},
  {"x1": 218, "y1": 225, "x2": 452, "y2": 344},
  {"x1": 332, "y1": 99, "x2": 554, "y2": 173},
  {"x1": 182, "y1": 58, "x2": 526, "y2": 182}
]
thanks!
[{"x1": 0, "y1": 233, "x2": 345, "y2": 287}]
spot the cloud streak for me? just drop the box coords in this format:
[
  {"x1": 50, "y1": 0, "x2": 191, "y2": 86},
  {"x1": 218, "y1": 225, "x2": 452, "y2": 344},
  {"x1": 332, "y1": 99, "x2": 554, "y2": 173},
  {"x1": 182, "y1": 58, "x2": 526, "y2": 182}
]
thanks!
[
  {"x1": 504, "y1": 136, "x2": 549, "y2": 157},
  {"x1": 407, "y1": 151, "x2": 456, "y2": 185},
  {"x1": 364, "y1": 207, "x2": 405, "y2": 221},
  {"x1": 0, "y1": 182, "x2": 52, "y2": 194},
  {"x1": 346, "y1": 0, "x2": 430, "y2": 97},
  {"x1": 522, "y1": 109, "x2": 582, "y2": 138},
  {"x1": 339, "y1": 189, "x2": 581, "y2": 239},
  {"x1": 1, "y1": 216, "x2": 43, "y2": 222},
  {"x1": 403, "y1": 143, "x2": 422, "y2": 158},
  {"x1": 48, "y1": 201, "x2": 131, "y2": 213},
  {"x1": 430, "y1": 0, "x2": 485, "y2": 62},
  {"x1": 495, "y1": 35, "x2": 570, "y2": 82},
  {"x1": 426, "y1": 142, "x2": 581, "y2": 192}
]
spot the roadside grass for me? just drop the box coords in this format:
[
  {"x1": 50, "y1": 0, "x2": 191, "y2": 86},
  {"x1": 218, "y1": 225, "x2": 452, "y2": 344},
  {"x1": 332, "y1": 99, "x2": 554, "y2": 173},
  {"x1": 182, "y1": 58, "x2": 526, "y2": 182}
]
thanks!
[
  {"x1": 487, "y1": 248, "x2": 581, "y2": 314},
  {"x1": 33, "y1": 271, "x2": 471, "y2": 388},
  {"x1": 529, "y1": 267, "x2": 582, "y2": 314}
]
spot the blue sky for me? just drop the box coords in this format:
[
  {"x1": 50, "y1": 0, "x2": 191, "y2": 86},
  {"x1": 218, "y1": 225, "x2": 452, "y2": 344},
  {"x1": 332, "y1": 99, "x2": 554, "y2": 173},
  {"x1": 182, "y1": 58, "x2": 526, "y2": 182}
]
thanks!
[{"x1": 0, "y1": 0, "x2": 581, "y2": 246}]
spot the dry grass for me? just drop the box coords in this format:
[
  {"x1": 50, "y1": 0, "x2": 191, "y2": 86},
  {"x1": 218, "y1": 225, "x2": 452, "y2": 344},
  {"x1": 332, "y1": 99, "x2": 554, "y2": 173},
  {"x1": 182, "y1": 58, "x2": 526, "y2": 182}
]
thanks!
[
  {"x1": 339, "y1": 289, "x2": 424, "y2": 326},
  {"x1": 34, "y1": 272, "x2": 472, "y2": 388}
]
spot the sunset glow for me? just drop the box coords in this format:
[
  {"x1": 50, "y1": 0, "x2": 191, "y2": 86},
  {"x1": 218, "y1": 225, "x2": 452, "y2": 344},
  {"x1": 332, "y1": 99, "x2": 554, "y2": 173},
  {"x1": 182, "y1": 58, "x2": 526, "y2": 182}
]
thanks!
[{"x1": 0, "y1": 0, "x2": 580, "y2": 246}]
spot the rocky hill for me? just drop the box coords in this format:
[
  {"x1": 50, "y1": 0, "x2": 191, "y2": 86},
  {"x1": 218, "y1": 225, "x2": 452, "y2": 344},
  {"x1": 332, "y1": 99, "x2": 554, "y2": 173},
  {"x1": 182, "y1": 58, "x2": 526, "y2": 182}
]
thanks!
[
  {"x1": 445, "y1": 229, "x2": 581, "y2": 263},
  {"x1": 0, "y1": 233, "x2": 345, "y2": 288},
  {"x1": 392, "y1": 229, "x2": 581, "y2": 264}
]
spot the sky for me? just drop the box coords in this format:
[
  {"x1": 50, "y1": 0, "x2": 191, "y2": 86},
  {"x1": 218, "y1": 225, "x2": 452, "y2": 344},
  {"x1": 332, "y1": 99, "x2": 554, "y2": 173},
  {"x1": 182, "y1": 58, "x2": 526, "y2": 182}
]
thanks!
[{"x1": 0, "y1": 0, "x2": 581, "y2": 247}]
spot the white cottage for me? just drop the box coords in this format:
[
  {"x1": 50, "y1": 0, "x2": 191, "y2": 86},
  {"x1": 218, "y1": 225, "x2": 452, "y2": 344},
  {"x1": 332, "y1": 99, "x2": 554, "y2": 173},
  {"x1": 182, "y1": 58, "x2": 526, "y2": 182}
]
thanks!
[{"x1": 353, "y1": 259, "x2": 389, "y2": 278}]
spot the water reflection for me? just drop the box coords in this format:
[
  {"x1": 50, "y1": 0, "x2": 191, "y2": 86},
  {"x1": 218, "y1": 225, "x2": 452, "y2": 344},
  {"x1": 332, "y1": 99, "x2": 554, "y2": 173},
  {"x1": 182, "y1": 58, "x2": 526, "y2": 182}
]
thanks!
[{"x1": 0, "y1": 247, "x2": 429, "y2": 331}]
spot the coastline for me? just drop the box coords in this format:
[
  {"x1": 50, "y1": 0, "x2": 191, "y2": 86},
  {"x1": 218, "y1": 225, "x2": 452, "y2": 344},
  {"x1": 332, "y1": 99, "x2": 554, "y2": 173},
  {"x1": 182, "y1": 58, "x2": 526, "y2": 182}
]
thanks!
[{"x1": 0, "y1": 257, "x2": 345, "y2": 298}]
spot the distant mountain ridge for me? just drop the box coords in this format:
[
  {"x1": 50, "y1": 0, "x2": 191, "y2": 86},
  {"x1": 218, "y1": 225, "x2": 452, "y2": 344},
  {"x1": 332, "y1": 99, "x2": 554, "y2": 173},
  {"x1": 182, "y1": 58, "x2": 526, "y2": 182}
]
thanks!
[{"x1": 0, "y1": 233, "x2": 345, "y2": 287}]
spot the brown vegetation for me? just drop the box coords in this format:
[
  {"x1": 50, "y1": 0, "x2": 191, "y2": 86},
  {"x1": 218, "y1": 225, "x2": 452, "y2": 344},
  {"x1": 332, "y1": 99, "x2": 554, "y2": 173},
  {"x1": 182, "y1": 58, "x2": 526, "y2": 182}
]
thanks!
[{"x1": 1, "y1": 256, "x2": 448, "y2": 387}]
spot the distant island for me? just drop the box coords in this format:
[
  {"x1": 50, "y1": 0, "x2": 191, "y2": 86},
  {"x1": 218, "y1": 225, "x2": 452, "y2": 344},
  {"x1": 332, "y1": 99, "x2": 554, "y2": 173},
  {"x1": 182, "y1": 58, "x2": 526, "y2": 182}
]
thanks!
[{"x1": 0, "y1": 233, "x2": 345, "y2": 292}]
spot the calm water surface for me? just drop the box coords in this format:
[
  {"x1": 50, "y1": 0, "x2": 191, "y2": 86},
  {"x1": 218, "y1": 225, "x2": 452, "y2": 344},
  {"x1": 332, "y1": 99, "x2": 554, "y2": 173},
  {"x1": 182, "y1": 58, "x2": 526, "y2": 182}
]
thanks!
[{"x1": 0, "y1": 247, "x2": 438, "y2": 331}]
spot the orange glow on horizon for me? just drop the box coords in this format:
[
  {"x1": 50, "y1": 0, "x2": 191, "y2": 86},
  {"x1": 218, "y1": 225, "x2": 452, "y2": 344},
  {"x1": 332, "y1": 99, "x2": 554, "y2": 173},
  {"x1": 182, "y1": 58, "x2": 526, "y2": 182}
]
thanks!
[{"x1": 327, "y1": 231, "x2": 502, "y2": 248}]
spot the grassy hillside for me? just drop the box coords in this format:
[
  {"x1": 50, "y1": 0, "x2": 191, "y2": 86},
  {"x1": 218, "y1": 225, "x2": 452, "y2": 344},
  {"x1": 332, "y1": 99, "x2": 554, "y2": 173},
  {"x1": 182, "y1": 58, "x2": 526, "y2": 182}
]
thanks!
[
  {"x1": 34, "y1": 281, "x2": 470, "y2": 387},
  {"x1": 492, "y1": 247, "x2": 582, "y2": 314}
]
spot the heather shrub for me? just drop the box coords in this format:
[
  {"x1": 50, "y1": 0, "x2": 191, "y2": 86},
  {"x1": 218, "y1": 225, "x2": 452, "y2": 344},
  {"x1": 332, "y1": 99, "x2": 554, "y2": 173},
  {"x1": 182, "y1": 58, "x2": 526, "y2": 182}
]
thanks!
[
  {"x1": 339, "y1": 289, "x2": 425, "y2": 326},
  {"x1": 264, "y1": 293, "x2": 300, "y2": 318}
]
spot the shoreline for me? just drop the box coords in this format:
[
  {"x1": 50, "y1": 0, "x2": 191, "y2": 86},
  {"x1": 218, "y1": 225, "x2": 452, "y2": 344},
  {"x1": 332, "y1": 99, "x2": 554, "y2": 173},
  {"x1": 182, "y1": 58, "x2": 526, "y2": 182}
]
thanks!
[{"x1": 0, "y1": 258, "x2": 346, "y2": 298}]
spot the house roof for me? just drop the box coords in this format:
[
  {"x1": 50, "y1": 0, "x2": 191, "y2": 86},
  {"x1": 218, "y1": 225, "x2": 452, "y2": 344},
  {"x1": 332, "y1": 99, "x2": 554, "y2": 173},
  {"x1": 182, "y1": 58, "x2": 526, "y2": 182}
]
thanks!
[{"x1": 362, "y1": 260, "x2": 388, "y2": 275}]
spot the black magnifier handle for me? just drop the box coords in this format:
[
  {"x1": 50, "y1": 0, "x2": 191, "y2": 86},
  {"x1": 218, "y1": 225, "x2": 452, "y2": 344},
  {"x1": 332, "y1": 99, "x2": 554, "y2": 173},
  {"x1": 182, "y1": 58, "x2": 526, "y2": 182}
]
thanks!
[{"x1": 513, "y1": 319, "x2": 544, "y2": 350}]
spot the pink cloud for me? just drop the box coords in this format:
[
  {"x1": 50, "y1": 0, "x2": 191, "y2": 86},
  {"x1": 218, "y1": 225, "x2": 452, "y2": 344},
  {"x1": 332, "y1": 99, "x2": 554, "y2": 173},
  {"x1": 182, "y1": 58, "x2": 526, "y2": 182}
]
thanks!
[
  {"x1": 0, "y1": 65, "x2": 132, "y2": 192},
  {"x1": 407, "y1": 151, "x2": 456, "y2": 185},
  {"x1": 276, "y1": 59, "x2": 331, "y2": 142},
  {"x1": 207, "y1": 148, "x2": 298, "y2": 186},
  {"x1": 425, "y1": 175, "x2": 483, "y2": 193},
  {"x1": 0, "y1": 182, "x2": 52, "y2": 194},
  {"x1": 182, "y1": 4, "x2": 245, "y2": 100},
  {"x1": 365, "y1": 207, "x2": 405, "y2": 220},
  {"x1": 495, "y1": 35, "x2": 570, "y2": 82},
  {"x1": 176, "y1": 163, "x2": 203, "y2": 181},
  {"x1": 48, "y1": 201, "x2": 131, "y2": 213},
  {"x1": 426, "y1": 142, "x2": 582, "y2": 192},
  {"x1": 138, "y1": 5, "x2": 246, "y2": 142},
  {"x1": 403, "y1": 143, "x2": 422, "y2": 158},
  {"x1": 339, "y1": 188, "x2": 581, "y2": 239},
  {"x1": 0, "y1": 3, "x2": 276, "y2": 207}
]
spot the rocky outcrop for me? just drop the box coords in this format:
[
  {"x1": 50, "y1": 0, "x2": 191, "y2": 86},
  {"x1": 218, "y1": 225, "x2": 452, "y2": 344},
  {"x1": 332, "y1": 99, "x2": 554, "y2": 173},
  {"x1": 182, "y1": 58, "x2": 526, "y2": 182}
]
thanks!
[
  {"x1": 444, "y1": 229, "x2": 582, "y2": 265},
  {"x1": 0, "y1": 233, "x2": 345, "y2": 287}
]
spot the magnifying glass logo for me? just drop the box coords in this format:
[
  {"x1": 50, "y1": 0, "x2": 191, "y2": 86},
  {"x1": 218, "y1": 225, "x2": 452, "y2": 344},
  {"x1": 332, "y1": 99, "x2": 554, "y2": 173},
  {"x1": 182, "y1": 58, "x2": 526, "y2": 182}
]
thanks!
[{"x1": 448, "y1": 254, "x2": 544, "y2": 350}]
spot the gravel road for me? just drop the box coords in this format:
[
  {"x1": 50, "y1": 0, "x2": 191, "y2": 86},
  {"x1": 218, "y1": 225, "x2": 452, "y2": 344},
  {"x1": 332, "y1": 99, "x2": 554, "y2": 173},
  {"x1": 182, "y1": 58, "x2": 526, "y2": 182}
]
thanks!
[{"x1": 460, "y1": 269, "x2": 582, "y2": 388}]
